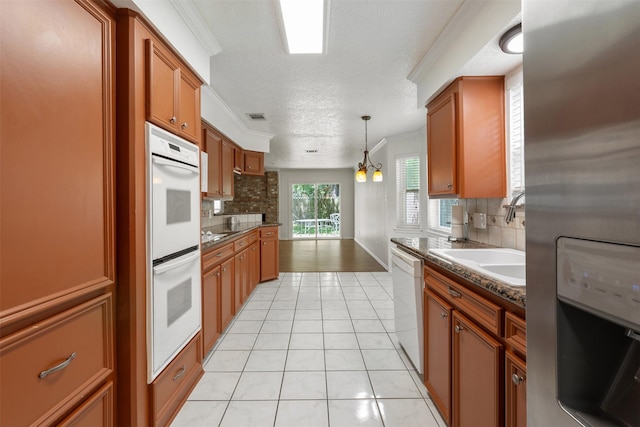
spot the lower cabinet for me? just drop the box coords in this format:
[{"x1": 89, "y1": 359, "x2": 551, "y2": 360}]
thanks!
[
  {"x1": 220, "y1": 257, "x2": 235, "y2": 332},
  {"x1": 150, "y1": 333, "x2": 203, "y2": 427},
  {"x1": 452, "y1": 311, "x2": 503, "y2": 427},
  {"x1": 235, "y1": 248, "x2": 249, "y2": 311},
  {"x1": 424, "y1": 264, "x2": 525, "y2": 427},
  {"x1": 0, "y1": 294, "x2": 114, "y2": 427},
  {"x1": 506, "y1": 351, "x2": 527, "y2": 427},
  {"x1": 260, "y1": 226, "x2": 279, "y2": 282},
  {"x1": 249, "y1": 242, "x2": 260, "y2": 293},
  {"x1": 202, "y1": 266, "x2": 221, "y2": 357},
  {"x1": 424, "y1": 290, "x2": 452, "y2": 426},
  {"x1": 58, "y1": 382, "x2": 114, "y2": 427}
]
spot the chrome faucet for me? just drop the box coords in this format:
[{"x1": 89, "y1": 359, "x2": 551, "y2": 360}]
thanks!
[{"x1": 504, "y1": 191, "x2": 525, "y2": 224}]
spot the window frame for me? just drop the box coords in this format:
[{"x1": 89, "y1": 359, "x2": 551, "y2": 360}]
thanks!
[{"x1": 395, "y1": 154, "x2": 421, "y2": 230}]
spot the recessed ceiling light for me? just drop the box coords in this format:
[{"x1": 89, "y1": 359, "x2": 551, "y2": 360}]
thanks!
[
  {"x1": 278, "y1": 0, "x2": 325, "y2": 54},
  {"x1": 499, "y1": 23, "x2": 523, "y2": 54}
]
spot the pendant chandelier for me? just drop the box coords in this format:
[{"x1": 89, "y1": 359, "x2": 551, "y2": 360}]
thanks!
[{"x1": 355, "y1": 115, "x2": 383, "y2": 183}]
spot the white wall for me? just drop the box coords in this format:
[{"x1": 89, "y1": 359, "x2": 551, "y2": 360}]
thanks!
[
  {"x1": 354, "y1": 127, "x2": 429, "y2": 270},
  {"x1": 278, "y1": 169, "x2": 355, "y2": 240}
]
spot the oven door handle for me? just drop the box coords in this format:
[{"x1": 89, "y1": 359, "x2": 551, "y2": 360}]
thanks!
[
  {"x1": 153, "y1": 252, "x2": 199, "y2": 275},
  {"x1": 152, "y1": 156, "x2": 199, "y2": 174}
]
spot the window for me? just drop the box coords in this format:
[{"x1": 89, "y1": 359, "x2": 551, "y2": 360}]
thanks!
[
  {"x1": 509, "y1": 84, "x2": 525, "y2": 195},
  {"x1": 428, "y1": 198, "x2": 456, "y2": 233},
  {"x1": 396, "y1": 155, "x2": 420, "y2": 229}
]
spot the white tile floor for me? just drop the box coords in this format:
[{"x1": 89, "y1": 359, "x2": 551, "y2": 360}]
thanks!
[{"x1": 172, "y1": 272, "x2": 447, "y2": 427}]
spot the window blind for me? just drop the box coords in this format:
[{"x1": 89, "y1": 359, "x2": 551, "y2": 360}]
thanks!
[
  {"x1": 396, "y1": 155, "x2": 420, "y2": 228},
  {"x1": 509, "y1": 84, "x2": 525, "y2": 194}
]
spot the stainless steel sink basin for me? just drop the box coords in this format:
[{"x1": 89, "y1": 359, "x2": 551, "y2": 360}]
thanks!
[{"x1": 429, "y1": 248, "x2": 526, "y2": 287}]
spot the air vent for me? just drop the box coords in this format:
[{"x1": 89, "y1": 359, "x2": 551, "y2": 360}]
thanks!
[
  {"x1": 246, "y1": 113, "x2": 266, "y2": 121},
  {"x1": 305, "y1": 149, "x2": 318, "y2": 153}
]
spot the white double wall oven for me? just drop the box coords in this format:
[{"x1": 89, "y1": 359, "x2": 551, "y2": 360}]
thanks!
[{"x1": 146, "y1": 123, "x2": 201, "y2": 382}]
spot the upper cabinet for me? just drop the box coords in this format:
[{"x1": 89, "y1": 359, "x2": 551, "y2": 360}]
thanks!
[
  {"x1": 204, "y1": 125, "x2": 223, "y2": 198},
  {"x1": 243, "y1": 151, "x2": 265, "y2": 176},
  {"x1": 146, "y1": 39, "x2": 201, "y2": 144},
  {"x1": 427, "y1": 76, "x2": 506, "y2": 199}
]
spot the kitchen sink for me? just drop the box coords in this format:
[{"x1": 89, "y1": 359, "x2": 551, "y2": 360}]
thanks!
[
  {"x1": 429, "y1": 248, "x2": 525, "y2": 265},
  {"x1": 429, "y1": 248, "x2": 526, "y2": 287}
]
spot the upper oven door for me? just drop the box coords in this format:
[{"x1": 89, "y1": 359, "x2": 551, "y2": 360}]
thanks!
[{"x1": 151, "y1": 154, "x2": 200, "y2": 259}]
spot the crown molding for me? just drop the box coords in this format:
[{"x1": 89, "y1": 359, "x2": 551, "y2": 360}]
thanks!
[
  {"x1": 408, "y1": 1, "x2": 484, "y2": 84},
  {"x1": 169, "y1": 0, "x2": 222, "y2": 56}
]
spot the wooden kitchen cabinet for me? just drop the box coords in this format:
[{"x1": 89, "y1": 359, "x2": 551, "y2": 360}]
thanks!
[
  {"x1": 203, "y1": 124, "x2": 223, "y2": 197},
  {"x1": 260, "y1": 227, "x2": 280, "y2": 282},
  {"x1": 222, "y1": 139, "x2": 236, "y2": 198},
  {"x1": 243, "y1": 150, "x2": 265, "y2": 175},
  {"x1": 220, "y1": 257, "x2": 235, "y2": 331},
  {"x1": 202, "y1": 266, "x2": 221, "y2": 357},
  {"x1": 146, "y1": 39, "x2": 201, "y2": 144},
  {"x1": 1, "y1": 0, "x2": 116, "y2": 425},
  {"x1": 452, "y1": 311, "x2": 503, "y2": 427},
  {"x1": 427, "y1": 76, "x2": 506, "y2": 198},
  {"x1": 424, "y1": 290, "x2": 452, "y2": 426},
  {"x1": 234, "y1": 146, "x2": 245, "y2": 174},
  {"x1": 150, "y1": 333, "x2": 203, "y2": 427},
  {"x1": 506, "y1": 351, "x2": 527, "y2": 427}
]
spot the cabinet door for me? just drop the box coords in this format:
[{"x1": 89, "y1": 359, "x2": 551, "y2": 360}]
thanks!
[
  {"x1": 221, "y1": 140, "x2": 235, "y2": 198},
  {"x1": 506, "y1": 351, "x2": 527, "y2": 427},
  {"x1": 146, "y1": 39, "x2": 179, "y2": 132},
  {"x1": 260, "y1": 238, "x2": 279, "y2": 282},
  {"x1": 424, "y1": 290, "x2": 452, "y2": 426},
  {"x1": 427, "y1": 92, "x2": 457, "y2": 196},
  {"x1": 249, "y1": 243, "x2": 260, "y2": 294},
  {"x1": 220, "y1": 258, "x2": 235, "y2": 331},
  {"x1": 178, "y1": 71, "x2": 201, "y2": 143},
  {"x1": 204, "y1": 128, "x2": 223, "y2": 197},
  {"x1": 234, "y1": 250, "x2": 248, "y2": 312},
  {"x1": 243, "y1": 151, "x2": 264, "y2": 175},
  {"x1": 452, "y1": 311, "x2": 503, "y2": 427},
  {"x1": 202, "y1": 266, "x2": 221, "y2": 357},
  {"x1": 234, "y1": 146, "x2": 244, "y2": 173}
]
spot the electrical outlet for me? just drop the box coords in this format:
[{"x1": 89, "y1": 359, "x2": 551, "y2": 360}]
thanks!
[{"x1": 473, "y1": 213, "x2": 487, "y2": 229}]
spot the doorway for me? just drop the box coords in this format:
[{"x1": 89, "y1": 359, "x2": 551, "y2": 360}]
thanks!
[{"x1": 292, "y1": 183, "x2": 340, "y2": 239}]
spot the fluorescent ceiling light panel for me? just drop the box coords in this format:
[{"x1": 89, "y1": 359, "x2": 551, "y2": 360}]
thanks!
[{"x1": 279, "y1": 0, "x2": 324, "y2": 54}]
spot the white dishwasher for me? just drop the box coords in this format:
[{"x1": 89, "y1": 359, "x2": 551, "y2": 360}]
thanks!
[{"x1": 391, "y1": 246, "x2": 424, "y2": 374}]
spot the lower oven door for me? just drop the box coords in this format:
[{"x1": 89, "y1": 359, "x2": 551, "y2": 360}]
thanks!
[{"x1": 149, "y1": 249, "x2": 201, "y2": 382}]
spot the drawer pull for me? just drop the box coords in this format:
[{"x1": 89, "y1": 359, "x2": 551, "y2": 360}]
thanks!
[
  {"x1": 455, "y1": 325, "x2": 464, "y2": 334},
  {"x1": 265, "y1": 232, "x2": 273, "y2": 235},
  {"x1": 448, "y1": 287, "x2": 462, "y2": 298},
  {"x1": 440, "y1": 312, "x2": 448, "y2": 319},
  {"x1": 512, "y1": 373, "x2": 524, "y2": 385},
  {"x1": 173, "y1": 365, "x2": 186, "y2": 381},
  {"x1": 216, "y1": 252, "x2": 223, "y2": 257},
  {"x1": 169, "y1": 116, "x2": 176, "y2": 124},
  {"x1": 181, "y1": 122, "x2": 188, "y2": 129},
  {"x1": 39, "y1": 352, "x2": 76, "y2": 379}
]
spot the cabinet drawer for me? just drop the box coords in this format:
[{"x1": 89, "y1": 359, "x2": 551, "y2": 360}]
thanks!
[
  {"x1": 247, "y1": 230, "x2": 258, "y2": 245},
  {"x1": 203, "y1": 242, "x2": 234, "y2": 270},
  {"x1": 234, "y1": 235, "x2": 250, "y2": 251},
  {"x1": 505, "y1": 312, "x2": 526, "y2": 356},
  {"x1": 58, "y1": 381, "x2": 114, "y2": 427},
  {"x1": 151, "y1": 333, "x2": 203, "y2": 427},
  {"x1": 0, "y1": 294, "x2": 114, "y2": 427},
  {"x1": 260, "y1": 227, "x2": 278, "y2": 238},
  {"x1": 425, "y1": 266, "x2": 503, "y2": 336}
]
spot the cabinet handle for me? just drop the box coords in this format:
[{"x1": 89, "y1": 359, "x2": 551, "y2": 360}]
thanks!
[
  {"x1": 169, "y1": 116, "x2": 176, "y2": 124},
  {"x1": 448, "y1": 287, "x2": 462, "y2": 298},
  {"x1": 215, "y1": 271, "x2": 220, "y2": 277},
  {"x1": 223, "y1": 267, "x2": 227, "y2": 272},
  {"x1": 173, "y1": 365, "x2": 186, "y2": 381},
  {"x1": 454, "y1": 324, "x2": 464, "y2": 334},
  {"x1": 181, "y1": 122, "x2": 188, "y2": 129},
  {"x1": 216, "y1": 252, "x2": 223, "y2": 257},
  {"x1": 440, "y1": 312, "x2": 448, "y2": 319},
  {"x1": 512, "y1": 373, "x2": 524, "y2": 385},
  {"x1": 447, "y1": 183, "x2": 453, "y2": 189},
  {"x1": 39, "y1": 352, "x2": 76, "y2": 379}
]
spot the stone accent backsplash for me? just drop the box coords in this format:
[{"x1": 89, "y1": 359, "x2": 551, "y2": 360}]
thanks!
[
  {"x1": 202, "y1": 171, "x2": 279, "y2": 226},
  {"x1": 458, "y1": 198, "x2": 525, "y2": 251}
]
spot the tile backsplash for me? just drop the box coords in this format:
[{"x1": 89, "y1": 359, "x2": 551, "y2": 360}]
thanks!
[{"x1": 458, "y1": 198, "x2": 525, "y2": 251}]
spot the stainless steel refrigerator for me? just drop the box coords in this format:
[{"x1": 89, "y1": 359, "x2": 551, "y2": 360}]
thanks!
[{"x1": 524, "y1": 0, "x2": 640, "y2": 426}]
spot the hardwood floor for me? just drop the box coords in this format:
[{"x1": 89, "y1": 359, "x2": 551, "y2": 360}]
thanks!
[{"x1": 279, "y1": 239, "x2": 387, "y2": 272}]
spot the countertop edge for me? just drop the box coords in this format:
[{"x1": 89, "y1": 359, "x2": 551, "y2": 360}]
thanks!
[
  {"x1": 391, "y1": 237, "x2": 526, "y2": 309},
  {"x1": 202, "y1": 222, "x2": 281, "y2": 252}
]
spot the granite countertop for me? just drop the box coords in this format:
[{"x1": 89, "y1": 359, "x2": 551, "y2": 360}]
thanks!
[
  {"x1": 201, "y1": 222, "x2": 280, "y2": 251},
  {"x1": 391, "y1": 237, "x2": 526, "y2": 309}
]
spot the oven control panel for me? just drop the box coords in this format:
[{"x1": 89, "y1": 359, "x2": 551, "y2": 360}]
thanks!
[{"x1": 557, "y1": 237, "x2": 640, "y2": 330}]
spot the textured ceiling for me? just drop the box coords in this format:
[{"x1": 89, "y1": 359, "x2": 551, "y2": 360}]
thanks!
[{"x1": 194, "y1": 0, "x2": 520, "y2": 170}]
